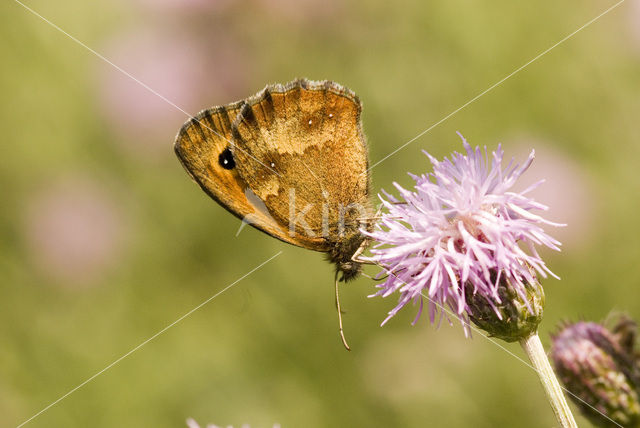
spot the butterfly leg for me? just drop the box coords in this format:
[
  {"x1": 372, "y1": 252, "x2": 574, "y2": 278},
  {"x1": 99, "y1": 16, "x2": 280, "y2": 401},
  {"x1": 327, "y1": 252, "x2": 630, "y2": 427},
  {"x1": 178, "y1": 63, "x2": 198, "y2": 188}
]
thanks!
[
  {"x1": 352, "y1": 204, "x2": 384, "y2": 265},
  {"x1": 361, "y1": 271, "x2": 389, "y2": 281},
  {"x1": 351, "y1": 237, "x2": 376, "y2": 265}
]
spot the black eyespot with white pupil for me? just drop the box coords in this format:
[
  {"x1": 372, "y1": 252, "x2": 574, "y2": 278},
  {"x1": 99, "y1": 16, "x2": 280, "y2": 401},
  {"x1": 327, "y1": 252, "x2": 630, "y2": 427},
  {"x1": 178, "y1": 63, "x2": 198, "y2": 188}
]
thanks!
[{"x1": 218, "y1": 147, "x2": 235, "y2": 169}]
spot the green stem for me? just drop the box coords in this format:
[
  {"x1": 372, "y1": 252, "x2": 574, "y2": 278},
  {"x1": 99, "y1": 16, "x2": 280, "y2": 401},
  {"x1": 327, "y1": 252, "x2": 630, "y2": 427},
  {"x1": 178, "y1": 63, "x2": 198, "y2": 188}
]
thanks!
[{"x1": 520, "y1": 332, "x2": 578, "y2": 428}]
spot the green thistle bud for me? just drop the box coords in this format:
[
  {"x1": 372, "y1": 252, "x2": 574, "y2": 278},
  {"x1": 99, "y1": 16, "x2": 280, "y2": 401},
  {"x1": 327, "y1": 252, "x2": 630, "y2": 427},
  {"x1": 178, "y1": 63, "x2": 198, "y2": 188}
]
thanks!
[
  {"x1": 551, "y1": 318, "x2": 640, "y2": 428},
  {"x1": 465, "y1": 272, "x2": 544, "y2": 342}
]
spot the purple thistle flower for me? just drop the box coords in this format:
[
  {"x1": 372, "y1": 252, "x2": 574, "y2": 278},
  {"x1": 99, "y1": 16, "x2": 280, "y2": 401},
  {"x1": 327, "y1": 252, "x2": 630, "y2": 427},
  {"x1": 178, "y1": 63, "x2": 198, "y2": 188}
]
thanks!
[{"x1": 364, "y1": 133, "x2": 563, "y2": 331}]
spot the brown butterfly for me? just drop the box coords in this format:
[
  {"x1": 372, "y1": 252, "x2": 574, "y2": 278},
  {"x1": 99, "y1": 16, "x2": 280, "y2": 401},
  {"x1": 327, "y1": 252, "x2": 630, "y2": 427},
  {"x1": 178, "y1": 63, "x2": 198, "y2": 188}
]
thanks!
[{"x1": 174, "y1": 79, "x2": 373, "y2": 349}]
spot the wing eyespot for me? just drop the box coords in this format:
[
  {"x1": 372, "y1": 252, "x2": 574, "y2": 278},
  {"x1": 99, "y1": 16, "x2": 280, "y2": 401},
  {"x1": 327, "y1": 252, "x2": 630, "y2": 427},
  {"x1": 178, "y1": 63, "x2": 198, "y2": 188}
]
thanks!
[{"x1": 218, "y1": 147, "x2": 236, "y2": 170}]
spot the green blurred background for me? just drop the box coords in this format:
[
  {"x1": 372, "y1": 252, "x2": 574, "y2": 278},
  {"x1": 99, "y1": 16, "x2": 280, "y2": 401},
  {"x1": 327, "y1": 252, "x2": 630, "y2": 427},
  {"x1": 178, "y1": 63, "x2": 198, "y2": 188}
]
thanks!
[{"x1": 2, "y1": 1, "x2": 639, "y2": 427}]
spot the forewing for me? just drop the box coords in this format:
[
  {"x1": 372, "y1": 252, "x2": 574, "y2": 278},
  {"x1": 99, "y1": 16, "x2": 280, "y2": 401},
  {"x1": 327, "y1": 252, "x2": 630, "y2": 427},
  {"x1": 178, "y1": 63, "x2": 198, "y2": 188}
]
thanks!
[{"x1": 174, "y1": 103, "x2": 309, "y2": 248}]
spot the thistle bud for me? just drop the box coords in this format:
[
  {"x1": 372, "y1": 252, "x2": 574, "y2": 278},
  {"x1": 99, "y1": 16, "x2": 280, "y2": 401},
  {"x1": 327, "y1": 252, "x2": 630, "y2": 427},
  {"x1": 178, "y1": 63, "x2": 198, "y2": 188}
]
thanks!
[
  {"x1": 465, "y1": 273, "x2": 544, "y2": 342},
  {"x1": 611, "y1": 315, "x2": 640, "y2": 363},
  {"x1": 551, "y1": 319, "x2": 640, "y2": 428}
]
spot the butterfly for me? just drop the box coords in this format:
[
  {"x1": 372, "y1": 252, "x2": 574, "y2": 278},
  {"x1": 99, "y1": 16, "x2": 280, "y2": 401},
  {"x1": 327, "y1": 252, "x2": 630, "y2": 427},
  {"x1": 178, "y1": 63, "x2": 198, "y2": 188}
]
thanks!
[{"x1": 174, "y1": 79, "x2": 373, "y2": 349}]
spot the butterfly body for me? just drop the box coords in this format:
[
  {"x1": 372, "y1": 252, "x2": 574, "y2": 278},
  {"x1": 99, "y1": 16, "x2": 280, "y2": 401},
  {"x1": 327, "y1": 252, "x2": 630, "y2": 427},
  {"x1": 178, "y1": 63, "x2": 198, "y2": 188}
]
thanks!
[{"x1": 175, "y1": 79, "x2": 372, "y2": 281}]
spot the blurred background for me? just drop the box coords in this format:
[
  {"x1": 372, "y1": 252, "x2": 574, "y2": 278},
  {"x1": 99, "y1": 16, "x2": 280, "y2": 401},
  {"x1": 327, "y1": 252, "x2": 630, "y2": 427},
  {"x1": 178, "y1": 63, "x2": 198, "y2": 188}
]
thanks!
[{"x1": 2, "y1": 0, "x2": 639, "y2": 427}]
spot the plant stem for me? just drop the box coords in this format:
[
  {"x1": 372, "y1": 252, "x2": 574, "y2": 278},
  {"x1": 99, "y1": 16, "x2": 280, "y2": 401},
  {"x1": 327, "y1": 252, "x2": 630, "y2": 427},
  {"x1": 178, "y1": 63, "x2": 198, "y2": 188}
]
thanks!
[{"x1": 520, "y1": 332, "x2": 578, "y2": 428}]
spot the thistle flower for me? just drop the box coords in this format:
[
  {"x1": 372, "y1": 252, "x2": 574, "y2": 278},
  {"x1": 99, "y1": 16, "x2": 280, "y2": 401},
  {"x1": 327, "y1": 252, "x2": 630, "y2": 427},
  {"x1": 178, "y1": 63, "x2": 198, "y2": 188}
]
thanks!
[
  {"x1": 365, "y1": 133, "x2": 562, "y2": 333},
  {"x1": 551, "y1": 319, "x2": 640, "y2": 427}
]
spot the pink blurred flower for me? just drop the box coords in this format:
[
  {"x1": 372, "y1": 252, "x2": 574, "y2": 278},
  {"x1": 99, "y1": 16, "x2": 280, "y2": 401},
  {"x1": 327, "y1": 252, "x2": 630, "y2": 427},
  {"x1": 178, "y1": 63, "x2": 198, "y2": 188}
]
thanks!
[
  {"x1": 364, "y1": 134, "x2": 562, "y2": 330},
  {"x1": 632, "y1": 0, "x2": 640, "y2": 48},
  {"x1": 136, "y1": 0, "x2": 233, "y2": 13},
  {"x1": 258, "y1": 0, "x2": 343, "y2": 23},
  {"x1": 97, "y1": 28, "x2": 248, "y2": 157},
  {"x1": 23, "y1": 177, "x2": 126, "y2": 287},
  {"x1": 511, "y1": 139, "x2": 597, "y2": 251}
]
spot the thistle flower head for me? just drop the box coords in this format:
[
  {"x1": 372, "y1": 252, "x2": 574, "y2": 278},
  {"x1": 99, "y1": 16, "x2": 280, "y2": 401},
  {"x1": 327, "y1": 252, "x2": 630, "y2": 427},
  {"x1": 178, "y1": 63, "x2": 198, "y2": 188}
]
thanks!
[
  {"x1": 364, "y1": 133, "x2": 562, "y2": 332},
  {"x1": 551, "y1": 319, "x2": 640, "y2": 427}
]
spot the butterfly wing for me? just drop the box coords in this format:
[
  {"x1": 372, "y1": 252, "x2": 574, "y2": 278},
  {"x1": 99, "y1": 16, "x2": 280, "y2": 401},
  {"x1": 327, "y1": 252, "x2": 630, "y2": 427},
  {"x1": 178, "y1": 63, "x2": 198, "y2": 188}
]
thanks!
[
  {"x1": 230, "y1": 79, "x2": 371, "y2": 246},
  {"x1": 174, "y1": 102, "x2": 320, "y2": 248}
]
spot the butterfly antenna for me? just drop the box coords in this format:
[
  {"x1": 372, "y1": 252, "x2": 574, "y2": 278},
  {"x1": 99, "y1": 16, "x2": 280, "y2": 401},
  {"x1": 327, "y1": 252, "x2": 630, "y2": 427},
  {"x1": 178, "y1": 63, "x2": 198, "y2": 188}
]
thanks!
[{"x1": 335, "y1": 272, "x2": 351, "y2": 351}]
